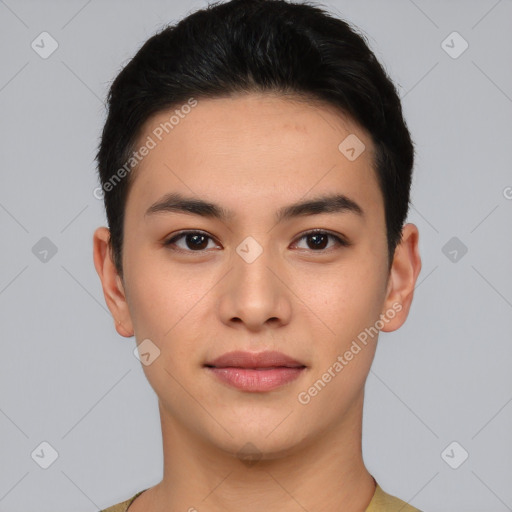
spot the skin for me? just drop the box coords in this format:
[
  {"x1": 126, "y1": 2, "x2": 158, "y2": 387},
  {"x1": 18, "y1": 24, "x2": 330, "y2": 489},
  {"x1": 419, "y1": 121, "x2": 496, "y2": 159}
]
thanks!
[{"x1": 93, "y1": 92, "x2": 421, "y2": 512}]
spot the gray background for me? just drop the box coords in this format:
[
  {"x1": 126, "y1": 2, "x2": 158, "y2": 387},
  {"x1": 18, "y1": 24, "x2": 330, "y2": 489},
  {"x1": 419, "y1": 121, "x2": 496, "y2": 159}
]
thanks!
[{"x1": 1, "y1": 0, "x2": 511, "y2": 511}]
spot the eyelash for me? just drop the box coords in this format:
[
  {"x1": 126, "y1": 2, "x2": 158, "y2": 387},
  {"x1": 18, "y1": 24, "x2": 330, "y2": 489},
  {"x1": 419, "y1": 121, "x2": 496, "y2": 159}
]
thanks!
[{"x1": 163, "y1": 229, "x2": 351, "y2": 254}]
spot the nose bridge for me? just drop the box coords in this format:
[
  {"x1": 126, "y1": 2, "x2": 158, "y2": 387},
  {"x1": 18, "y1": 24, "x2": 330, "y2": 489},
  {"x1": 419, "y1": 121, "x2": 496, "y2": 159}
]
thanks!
[
  {"x1": 232, "y1": 233, "x2": 278, "y2": 294},
  {"x1": 220, "y1": 232, "x2": 290, "y2": 328}
]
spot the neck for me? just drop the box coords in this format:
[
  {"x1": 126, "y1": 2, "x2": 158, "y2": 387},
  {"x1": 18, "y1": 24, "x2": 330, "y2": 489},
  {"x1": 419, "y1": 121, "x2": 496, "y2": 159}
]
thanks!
[{"x1": 140, "y1": 393, "x2": 375, "y2": 512}]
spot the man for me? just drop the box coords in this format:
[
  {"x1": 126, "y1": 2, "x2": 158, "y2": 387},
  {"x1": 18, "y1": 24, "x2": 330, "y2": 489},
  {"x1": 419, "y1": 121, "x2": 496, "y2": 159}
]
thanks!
[{"x1": 93, "y1": 0, "x2": 422, "y2": 510}]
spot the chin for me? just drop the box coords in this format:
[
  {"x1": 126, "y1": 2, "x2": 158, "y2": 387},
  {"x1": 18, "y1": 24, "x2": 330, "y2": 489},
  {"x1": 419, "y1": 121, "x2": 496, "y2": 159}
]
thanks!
[{"x1": 204, "y1": 418, "x2": 314, "y2": 462}]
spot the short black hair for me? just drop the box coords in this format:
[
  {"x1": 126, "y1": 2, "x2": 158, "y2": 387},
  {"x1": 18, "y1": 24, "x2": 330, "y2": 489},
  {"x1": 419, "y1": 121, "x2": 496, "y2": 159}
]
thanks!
[{"x1": 96, "y1": 0, "x2": 414, "y2": 278}]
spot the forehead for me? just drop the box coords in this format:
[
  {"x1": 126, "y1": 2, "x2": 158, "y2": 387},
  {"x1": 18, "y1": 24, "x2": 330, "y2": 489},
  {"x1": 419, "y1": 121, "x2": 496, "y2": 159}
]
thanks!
[{"x1": 125, "y1": 93, "x2": 382, "y2": 223}]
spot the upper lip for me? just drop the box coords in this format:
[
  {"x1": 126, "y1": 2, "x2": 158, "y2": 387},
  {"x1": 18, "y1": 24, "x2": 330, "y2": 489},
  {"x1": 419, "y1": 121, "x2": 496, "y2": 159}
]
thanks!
[{"x1": 205, "y1": 350, "x2": 306, "y2": 369}]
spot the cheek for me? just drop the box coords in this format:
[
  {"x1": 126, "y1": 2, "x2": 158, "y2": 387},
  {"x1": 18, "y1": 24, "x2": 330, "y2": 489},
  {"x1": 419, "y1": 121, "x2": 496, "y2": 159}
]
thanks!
[
  {"x1": 295, "y1": 259, "x2": 387, "y2": 348},
  {"x1": 124, "y1": 245, "x2": 204, "y2": 337},
  {"x1": 292, "y1": 264, "x2": 386, "y2": 418},
  {"x1": 124, "y1": 254, "x2": 222, "y2": 390},
  {"x1": 124, "y1": 261, "x2": 208, "y2": 403}
]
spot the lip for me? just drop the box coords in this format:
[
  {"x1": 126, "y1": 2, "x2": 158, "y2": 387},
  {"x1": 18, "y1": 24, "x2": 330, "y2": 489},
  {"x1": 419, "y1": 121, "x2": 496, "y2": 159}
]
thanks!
[
  {"x1": 206, "y1": 350, "x2": 305, "y2": 369},
  {"x1": 204, "y1": 350, "x2": 307, "y2": 392}
]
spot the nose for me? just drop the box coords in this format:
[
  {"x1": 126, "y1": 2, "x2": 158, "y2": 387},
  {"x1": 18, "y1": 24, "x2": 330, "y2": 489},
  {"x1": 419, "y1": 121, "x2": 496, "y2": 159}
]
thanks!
[{"x1": 216, "y1": 237, "x2": 293, "y2": 332}]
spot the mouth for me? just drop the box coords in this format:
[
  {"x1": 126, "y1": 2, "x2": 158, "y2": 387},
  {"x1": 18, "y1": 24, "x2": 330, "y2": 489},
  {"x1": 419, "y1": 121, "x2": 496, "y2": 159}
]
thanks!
[{"x1": 204, "y1": 350, "x2": 307, "y2": 392}]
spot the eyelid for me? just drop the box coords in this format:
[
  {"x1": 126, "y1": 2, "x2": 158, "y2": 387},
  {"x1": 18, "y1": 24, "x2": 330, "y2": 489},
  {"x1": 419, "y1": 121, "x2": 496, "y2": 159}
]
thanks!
[
  {"x1": 293, "y1": 228, "x2": 351, "y2": 249},
  {"x1": 163, "y1": 229, "x2": 220, "y2": 250},
  {"x1": 163, "y1": 229, "x2": 351, "y2": 252}
]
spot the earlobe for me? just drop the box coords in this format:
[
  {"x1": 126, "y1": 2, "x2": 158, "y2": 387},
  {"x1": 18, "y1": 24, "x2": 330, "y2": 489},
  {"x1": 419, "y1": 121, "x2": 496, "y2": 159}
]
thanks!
[
  {"x1": 380, "y1": 223, "x2": 422, "y2": 333},
  {"x1": 93, "y1": 227, "x2": 134, "y2": 338}
]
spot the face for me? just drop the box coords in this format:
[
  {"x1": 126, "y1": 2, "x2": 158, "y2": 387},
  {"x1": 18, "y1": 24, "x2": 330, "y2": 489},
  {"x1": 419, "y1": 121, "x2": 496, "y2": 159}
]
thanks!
[{"x1": 94, "y1": 92, "x2": 420, "y2": 460}]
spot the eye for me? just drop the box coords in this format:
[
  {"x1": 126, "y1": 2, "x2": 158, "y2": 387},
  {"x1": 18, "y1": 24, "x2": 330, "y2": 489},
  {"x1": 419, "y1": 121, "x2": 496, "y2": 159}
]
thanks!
[
  {"x1": 292, "y1": 229, "x2": 350, "y2": 252},
  {"x1": 163, "y1": 229, "x2": 351, "y2": 254},
  {"x1": 163, "y1": 230, "x2": 219, "y2": 252}
]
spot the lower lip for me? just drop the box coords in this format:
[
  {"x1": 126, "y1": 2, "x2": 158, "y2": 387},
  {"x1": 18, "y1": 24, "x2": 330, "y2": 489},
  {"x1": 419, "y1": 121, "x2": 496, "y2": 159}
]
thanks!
[{"x1": 206, "y1": 367, "x2": 305, "y2": 392}]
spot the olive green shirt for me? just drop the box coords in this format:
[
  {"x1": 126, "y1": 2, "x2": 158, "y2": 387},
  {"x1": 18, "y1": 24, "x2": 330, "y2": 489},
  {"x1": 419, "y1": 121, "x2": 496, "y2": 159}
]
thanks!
[{"x1": 100, "y1": 483, "x2": 422, "y2": 511}]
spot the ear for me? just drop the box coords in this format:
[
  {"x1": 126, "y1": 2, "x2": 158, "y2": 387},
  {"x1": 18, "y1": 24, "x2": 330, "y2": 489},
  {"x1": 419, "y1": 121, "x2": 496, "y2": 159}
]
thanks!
[
  {"x1": 93, "y1": 227, "x2": 134, "y2": 338},
  {"x1": 380, "y1": 223, "x2": 422, "y2": 332}
]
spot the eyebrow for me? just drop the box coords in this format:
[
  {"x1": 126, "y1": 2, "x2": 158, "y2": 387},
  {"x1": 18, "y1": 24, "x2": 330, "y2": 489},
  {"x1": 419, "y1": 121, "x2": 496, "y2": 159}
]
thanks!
[{"x1": 144, "y1": 191, "x2": 364, "y2": 223}]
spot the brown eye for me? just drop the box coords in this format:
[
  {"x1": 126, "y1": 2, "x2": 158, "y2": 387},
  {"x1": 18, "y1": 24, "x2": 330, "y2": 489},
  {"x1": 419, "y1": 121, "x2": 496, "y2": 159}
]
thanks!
[
  {"x1": 293, "y1": 230, "x2": 350, "y2": 251},
  {"x1": 163, "y1": 229, "x2": 350, "y2": 254},
  {"x1": 164, "y1": 231, "x2": 218, "y2": 252}
]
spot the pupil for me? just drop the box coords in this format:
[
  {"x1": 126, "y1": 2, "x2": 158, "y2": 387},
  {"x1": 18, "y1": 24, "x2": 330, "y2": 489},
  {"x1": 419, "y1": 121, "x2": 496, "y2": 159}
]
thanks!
[
  {"x1": 309, "y1": 234, "x2": 327, "y2": 250},
  {"x1": 188, "y1": 234, "x2": 207, "y2": 250}
]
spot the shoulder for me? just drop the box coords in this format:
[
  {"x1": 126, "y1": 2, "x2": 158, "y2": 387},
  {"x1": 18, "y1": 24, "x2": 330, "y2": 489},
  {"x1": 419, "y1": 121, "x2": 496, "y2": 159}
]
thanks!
[
  {"x1": 100, "y1": 490, "x2": 147, "y2": 512},
  {"x1": 365, "y1": 483, "x2": 423, "y2": 512}
]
